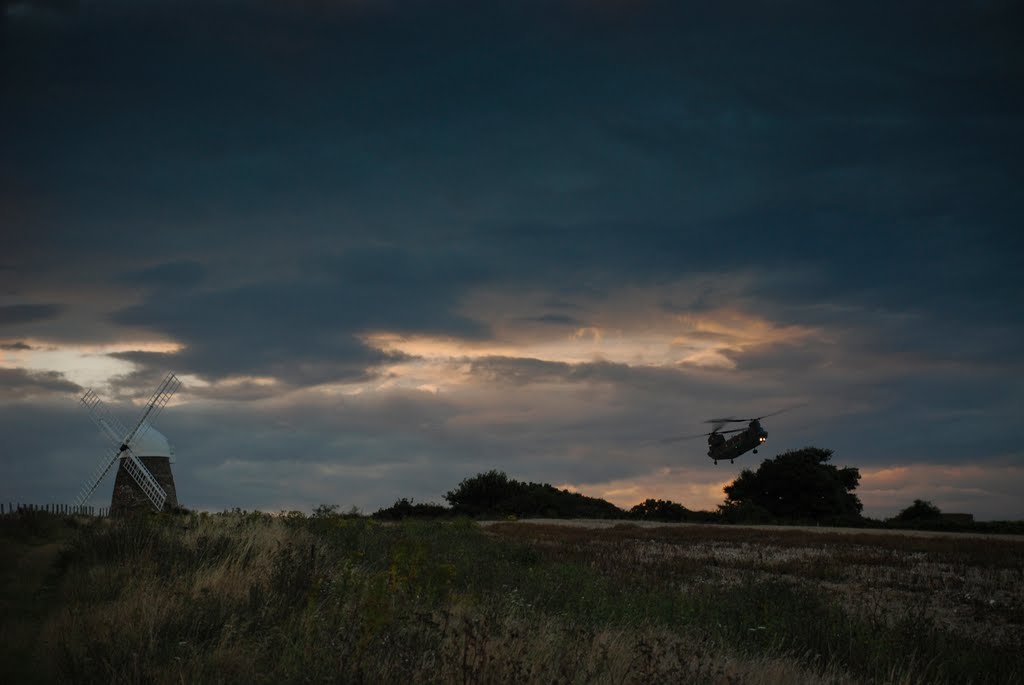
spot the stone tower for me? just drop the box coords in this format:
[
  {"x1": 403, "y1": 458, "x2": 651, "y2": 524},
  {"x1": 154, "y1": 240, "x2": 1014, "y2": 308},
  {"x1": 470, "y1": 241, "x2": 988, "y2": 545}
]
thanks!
[{"x1": 110, "y1": 427, "x2": 179, "y2": 515}]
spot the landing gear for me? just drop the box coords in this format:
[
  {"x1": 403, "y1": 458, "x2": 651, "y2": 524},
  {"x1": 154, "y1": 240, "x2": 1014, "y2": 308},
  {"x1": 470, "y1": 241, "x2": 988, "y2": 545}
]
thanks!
[
  {"x1": 730, "y1": 459, "x2": 734, "y2": 464},
  {"x1": 752, "y1": 449, "x2": 758, "y2": 454},
  {"x1": 713, "y1": 460, "x2": 718, "y2": 465}
]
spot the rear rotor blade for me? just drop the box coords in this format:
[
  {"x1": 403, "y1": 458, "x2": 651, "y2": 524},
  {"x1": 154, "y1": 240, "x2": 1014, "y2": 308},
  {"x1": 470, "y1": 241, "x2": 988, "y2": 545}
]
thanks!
[
  {"x1": 659, "y1": 432, "x2": 711, "y2": 444},
  {"x1": 660, "y1": 428, "x2": 745, "y2": 444}
]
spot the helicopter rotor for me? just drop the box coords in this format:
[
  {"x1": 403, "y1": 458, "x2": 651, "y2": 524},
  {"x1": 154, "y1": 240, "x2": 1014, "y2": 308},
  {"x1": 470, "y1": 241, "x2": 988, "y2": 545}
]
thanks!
[
  {"x1": 704, "y1": 404, "x2": 805, "y2": 426},
  {"x1": 659, "y1": 428, "x2": 745, "y2": 444}
]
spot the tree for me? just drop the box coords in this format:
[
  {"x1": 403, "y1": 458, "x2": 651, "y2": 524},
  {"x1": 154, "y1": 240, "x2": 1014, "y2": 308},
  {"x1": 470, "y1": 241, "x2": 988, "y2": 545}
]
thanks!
[
  {"x1": 444, "y1": 470, "x2": 520, "y2": 516},
  {"x1": 892, "y1": 499, "x2": 942, "y2": 522},
  {"x1": 630, "y1": 499, "x2": 691, "y2": 522},
  {"x1": 722, "y1": 447, "x2": 862, "y2": 522}
]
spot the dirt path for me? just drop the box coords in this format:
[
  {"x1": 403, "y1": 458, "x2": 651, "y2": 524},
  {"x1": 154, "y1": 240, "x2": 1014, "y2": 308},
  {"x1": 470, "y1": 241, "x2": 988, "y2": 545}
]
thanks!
[{"x1": 0, "y1": 537, "x2": 69, "y2": 683}]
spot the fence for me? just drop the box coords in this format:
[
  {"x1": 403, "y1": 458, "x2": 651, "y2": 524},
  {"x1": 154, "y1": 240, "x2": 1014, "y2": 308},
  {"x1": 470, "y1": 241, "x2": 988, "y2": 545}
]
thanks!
[{"x1": 0, "y1": 502, "x2": 109, "y2": 517}]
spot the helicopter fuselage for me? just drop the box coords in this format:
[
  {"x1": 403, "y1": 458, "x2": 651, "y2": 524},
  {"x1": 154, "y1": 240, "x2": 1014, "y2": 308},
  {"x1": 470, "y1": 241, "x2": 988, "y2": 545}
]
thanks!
[{"x1": 708, "y1": 420, "x2": 767, "y2": 463}]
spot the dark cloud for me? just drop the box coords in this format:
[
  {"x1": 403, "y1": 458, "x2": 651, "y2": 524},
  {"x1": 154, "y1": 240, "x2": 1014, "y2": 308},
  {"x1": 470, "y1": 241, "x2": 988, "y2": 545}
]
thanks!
[
  {"x1": 100, "y1": 360, "x2": 181, "y2": 401},
  {"x1": 119, "y1": 260, "x2": 206, "y2": 289},
  {"x1": 0, "y1": 367, "x2": 81, "y2": 398},
  {"x1": 107, "y1": 246, "x2": 485, "y2": 385},
  {"x1": 0, "y1": 304, "x2": 63, "y2": 326},
  {"x1": 3, "y1": 0, "x2": 78, "y2": 19},
  {"x1": 0, "y1": 341, "x2": 33, "y2": 350}
]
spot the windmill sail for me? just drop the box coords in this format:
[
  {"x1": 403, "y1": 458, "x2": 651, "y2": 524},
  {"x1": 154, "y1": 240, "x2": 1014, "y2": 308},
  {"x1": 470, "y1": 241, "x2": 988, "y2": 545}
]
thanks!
[
  {"x1": 74, "y1": 446, "x2": 123, "y2": 507},
  {"x1": 81, "y1": 389, "x2": 131, "y2": 447},
  {"x1": 120, "y1": 373, "x2": 181, "y2": 449},
  {"x1": 120, "y1": 452, "x2": 167, "y2": 510}
]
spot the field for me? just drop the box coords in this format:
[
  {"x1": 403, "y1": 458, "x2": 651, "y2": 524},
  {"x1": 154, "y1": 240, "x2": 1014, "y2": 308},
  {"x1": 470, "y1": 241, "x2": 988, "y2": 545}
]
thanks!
[{"x1": 1, "y1": 511, "x2": 1022, "y2": 684}]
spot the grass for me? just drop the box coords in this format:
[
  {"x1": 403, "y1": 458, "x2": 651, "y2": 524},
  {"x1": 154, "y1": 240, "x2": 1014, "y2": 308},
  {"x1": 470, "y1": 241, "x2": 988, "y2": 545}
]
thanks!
[{"x1": 1, "y1": 511, "x2": 1021, "y2": 684}]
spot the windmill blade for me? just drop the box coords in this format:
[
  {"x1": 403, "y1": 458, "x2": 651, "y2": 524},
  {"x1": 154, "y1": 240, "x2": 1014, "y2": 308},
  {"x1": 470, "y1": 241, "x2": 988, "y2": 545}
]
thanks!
[
  {"x1": 120, "y1": 450, "x2": 167, "y2": 511},
  {"x1": 123, "y1": 373, "x2": 182, "y2": 449},
  {"x1": 74, "y1": 446, "x2": 123, "y2": 507},
  {"x1": 80, "y1": 389, "x2": 131, "y2": 447}
]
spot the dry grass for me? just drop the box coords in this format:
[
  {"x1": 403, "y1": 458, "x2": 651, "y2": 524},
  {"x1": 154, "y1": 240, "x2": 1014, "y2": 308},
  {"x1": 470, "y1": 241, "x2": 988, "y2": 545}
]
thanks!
[
  {"x1": 1, "y1": 511, "x2": 1021, "y2": 684},
  {"x1": 486, "y1": 522, "x2": 1024, "y2": 653}
]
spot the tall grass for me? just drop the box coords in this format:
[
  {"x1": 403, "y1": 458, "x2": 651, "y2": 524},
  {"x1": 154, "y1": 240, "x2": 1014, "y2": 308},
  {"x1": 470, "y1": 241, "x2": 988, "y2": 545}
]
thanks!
[{"x1": 1, "y1": 511, "x2": 1021, "y2": 684}]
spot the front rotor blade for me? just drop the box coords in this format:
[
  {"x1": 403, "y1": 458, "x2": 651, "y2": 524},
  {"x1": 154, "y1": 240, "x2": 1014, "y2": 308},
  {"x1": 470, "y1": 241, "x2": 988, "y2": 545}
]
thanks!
[{"x1": 755, "y1": 403, "x2": 807, "y2": 420}]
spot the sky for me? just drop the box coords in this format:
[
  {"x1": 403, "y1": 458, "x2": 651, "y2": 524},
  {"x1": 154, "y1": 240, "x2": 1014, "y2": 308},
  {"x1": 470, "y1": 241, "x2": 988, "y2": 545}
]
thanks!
[{"x1": 2, "y1": 0, "x2": 1022, "y2": 519}]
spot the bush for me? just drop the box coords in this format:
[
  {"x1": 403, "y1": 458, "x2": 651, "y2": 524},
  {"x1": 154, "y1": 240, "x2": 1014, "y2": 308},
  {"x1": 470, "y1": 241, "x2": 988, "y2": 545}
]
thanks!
[
  {"x1": 891, "y1": 499, "x2": 942, "y2": 523},
  {"x1": 372, "y1": 498, "x2": 451, "y2": 520},
  {"x1": 629, "y1": 499, "x2": 692, "y2": 522},
  {"x1": 444, "y1": 470, "x2": 625, "y2": 519}
]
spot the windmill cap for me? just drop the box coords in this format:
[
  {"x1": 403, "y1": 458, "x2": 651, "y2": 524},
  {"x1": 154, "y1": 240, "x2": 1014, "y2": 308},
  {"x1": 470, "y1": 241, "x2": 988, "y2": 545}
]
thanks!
[{"x1": 129, "y1": 426, "x2": 174, "y2": 457}]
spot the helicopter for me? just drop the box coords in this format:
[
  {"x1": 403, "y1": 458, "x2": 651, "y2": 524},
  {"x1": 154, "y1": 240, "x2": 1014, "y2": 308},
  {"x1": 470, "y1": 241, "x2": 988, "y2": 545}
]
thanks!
[{"x1": 660, "y1": 408, "x2": 799, "y2": 464}]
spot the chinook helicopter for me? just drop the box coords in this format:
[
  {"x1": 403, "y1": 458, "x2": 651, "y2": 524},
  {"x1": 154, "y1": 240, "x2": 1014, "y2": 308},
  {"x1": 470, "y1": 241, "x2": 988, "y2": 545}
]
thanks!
[{"x1": 660, "y1": 408, "x2": 799, "y2": 465}]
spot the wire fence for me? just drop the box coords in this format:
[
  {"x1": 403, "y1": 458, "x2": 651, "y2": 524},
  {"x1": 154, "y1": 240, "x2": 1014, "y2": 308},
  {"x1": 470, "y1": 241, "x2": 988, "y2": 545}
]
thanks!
[{"x1": 0, "y1": 502, "x2": 109, "y2": 517}]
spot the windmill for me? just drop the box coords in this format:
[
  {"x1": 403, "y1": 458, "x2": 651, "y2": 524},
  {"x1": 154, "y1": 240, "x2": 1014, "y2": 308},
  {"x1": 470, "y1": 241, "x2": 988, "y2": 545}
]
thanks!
[{"x1": 75, "y1": 373, "x2": 182, "y2": 515}]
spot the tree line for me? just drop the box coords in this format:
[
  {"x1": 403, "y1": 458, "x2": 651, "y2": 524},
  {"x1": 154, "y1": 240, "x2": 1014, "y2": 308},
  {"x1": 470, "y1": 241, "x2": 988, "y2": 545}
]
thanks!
[{"x1": 370, "y1": 447, "x2": 1022, "y2": 533}]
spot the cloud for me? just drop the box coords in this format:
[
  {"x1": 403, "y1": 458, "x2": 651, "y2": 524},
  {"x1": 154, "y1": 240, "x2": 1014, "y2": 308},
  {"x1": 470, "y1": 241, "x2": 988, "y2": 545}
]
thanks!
[
  {"x1": 518, "y1": 314, "x2": 583, "y2": 326},
  {"x1": 0, "y1": 341, "x2": 33, "y2": 350},
  {"x1": 106, "y1": 246, "x2": 490, "y2": 386},
  {"x1": 0, "y1": 367, "x2": 81, "y2": 398},
  {"x1": 0, "y1": 304, "x2": 63, "y2": 326}
]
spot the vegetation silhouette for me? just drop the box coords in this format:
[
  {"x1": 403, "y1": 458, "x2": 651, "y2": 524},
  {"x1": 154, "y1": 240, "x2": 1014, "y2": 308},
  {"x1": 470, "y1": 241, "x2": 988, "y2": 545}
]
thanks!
[
  {"x1": 629, "y1": 498, "x2": 716, "y2": 523},
  {"x1": 444, "y1": 469, "x2": 625, "y2": 519},
  {"x1": 721, "y1": 447, "x2": 863, "y2": 524},
  {"x1": 373, "y1": 498, "x2": 451, "y2": 521},
  {"x1": 359, "y1": 448, "x2": 1022, "y2": 531},
  {"x1": 891, "y1": 499, "x2": 942, "y2": 523}
]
